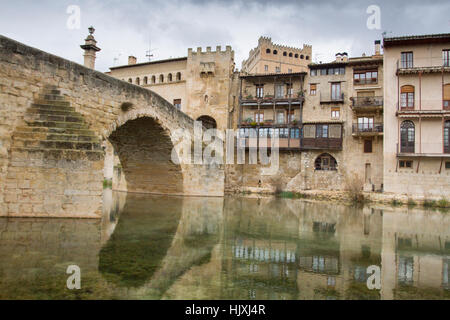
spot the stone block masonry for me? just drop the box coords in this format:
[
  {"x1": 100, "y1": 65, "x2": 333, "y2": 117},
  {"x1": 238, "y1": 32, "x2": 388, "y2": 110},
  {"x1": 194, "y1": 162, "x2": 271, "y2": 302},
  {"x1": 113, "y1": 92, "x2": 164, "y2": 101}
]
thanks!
[{"x1": 0, "y1": 35, "x2": 224, "y2": 218}]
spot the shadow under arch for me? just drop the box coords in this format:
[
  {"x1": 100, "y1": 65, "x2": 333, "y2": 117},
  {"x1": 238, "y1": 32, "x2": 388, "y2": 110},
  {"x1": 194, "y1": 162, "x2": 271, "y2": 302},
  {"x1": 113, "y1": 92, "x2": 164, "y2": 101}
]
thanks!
[
  {"x1": 196, "y1": 115, "x2": 217, "y2": 129},
  {"x1": 108, "y1": 116, "x2": 183, "y2": 194}
]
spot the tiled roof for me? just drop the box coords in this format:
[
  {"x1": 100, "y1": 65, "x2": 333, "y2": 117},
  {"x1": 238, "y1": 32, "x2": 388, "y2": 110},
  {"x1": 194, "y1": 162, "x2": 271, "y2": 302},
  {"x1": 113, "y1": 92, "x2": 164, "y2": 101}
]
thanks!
[
  {"x1": 240, "y1": 72, "x2": 306, "y2": 79},
  {"x1": 383, "y1": 33, "x2": 450, "y2": 47}
]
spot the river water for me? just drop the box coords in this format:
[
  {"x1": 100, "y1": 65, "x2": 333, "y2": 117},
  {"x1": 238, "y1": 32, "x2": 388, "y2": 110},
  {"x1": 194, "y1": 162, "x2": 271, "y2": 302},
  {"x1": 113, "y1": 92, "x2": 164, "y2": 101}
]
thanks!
[{"x1": 0, "y1": 190, "x2": 449, "y2": 300}]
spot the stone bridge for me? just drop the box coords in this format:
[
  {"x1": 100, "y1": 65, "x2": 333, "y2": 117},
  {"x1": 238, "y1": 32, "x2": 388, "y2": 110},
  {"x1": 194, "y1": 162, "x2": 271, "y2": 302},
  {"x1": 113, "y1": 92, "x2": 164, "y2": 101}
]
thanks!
[{"x1": 0, "y1": 35, "x2": 224, "y2": 218}]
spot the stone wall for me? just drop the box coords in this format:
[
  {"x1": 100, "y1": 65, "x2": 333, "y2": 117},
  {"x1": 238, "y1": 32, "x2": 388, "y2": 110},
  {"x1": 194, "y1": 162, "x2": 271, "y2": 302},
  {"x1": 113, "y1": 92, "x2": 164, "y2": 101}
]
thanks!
[{"x1": 0, "y1": 35, "x2": 224, "y2": 218}]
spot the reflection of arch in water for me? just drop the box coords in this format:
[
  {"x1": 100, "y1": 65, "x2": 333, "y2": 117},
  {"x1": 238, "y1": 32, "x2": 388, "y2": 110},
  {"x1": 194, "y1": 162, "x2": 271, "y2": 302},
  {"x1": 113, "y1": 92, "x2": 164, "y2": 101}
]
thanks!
[{"x1": 98, "y1": 193, "x2": 223, "y2": 297}]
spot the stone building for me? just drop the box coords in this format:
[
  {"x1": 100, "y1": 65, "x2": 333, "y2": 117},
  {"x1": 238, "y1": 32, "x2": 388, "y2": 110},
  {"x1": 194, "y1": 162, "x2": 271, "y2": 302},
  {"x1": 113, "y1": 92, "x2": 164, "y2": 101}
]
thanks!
[
  {"x1": 109, "y1": 46, "x2": 236, "y2": 130},
  {"x1": 241, "y1": 36, "x2": 312, "y2": 74},
  {"x1": 383, "y1": 33, "x2": 450, "y2": 197}
]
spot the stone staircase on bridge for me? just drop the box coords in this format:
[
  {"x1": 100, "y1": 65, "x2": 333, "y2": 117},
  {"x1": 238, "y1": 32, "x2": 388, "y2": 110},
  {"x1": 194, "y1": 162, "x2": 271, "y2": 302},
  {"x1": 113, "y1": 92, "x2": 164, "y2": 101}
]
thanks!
[
  {"x1": 12, "y1": 86, "x2": 103, "y2": 157},
  {"x1": 5, "y1": 86, "x2": 104, "y2": 217}
]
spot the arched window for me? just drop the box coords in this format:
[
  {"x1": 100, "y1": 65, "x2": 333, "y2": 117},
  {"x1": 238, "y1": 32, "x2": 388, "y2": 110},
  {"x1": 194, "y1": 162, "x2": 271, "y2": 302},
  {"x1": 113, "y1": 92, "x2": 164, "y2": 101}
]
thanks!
[
  {"x1": 168, "y1": 73, "x2": 173, "y2": 82},
  {"x1": 128, "y1": 78, "x2": 132, "y2": 83},
  {"x1": 159, "y1": 74, "x2": 164, "y2": 83},
  {"x1": 266, "y1": 48, "x2": 271, "y2": 54},
  {"x1": 273, "y1": 50, "x2": 278, "y2": 55},
  {"x1": 305, "y1": 56, "x2": 309, "y2": 60},
  {"x1": 283, "y1": 51, "x2": 287, "y2": 56},
  {"x1": 300, "y1": 55, "x2": 304, "y2": 59},
  {"x1": 315, "y1": 153, "x2": 337, "y2": 171},
  {"x1": 401, "y1": 85, "x2": 415, "y2": 109},
  {"x1": 176, "y1": 72, "x2": 181, "y2": 81},
  {"x1": 196, "y1": 115, "x2": 217, "y2": 129},
  {"x1": 443, "y1": 83, "x2": 450, "y2": 109},
  {"x1": 143, "y1": 76, "x2": 148, "y2": 85},
  {"x1": 289, "y1": 52, "x2": 293, "y2": 57},
  {"x1": 444, "y1": 120, "x2": 450, "y2": 153},
  {"x1": 136, "y1": 77, "x2": 140, "y2": 85},
  {"x1": 400, "y1": 120, "x2": 415, "y2": 153},
  {"x1": 151, "y1": 75, "x2": 156, "y2": 84},
  {"x1": 294, "y1": 53, "x2": 299, "y2": 58}
]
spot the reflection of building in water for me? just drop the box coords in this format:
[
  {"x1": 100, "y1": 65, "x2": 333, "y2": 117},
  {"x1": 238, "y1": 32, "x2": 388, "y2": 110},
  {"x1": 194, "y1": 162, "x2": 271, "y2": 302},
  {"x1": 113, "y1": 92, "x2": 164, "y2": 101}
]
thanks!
[{"x1": 381, "y1": 209, "x2": 450, "y2": 299}]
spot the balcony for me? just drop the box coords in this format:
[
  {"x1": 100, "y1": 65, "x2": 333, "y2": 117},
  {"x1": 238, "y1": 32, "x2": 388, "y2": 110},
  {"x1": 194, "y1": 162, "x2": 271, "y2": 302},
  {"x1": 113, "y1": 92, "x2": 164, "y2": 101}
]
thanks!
[
  {"x1": 237, "y1": 126, "x2": 301, "y2": 150},
  {"x1": 351, "y1": 96, "x2": 383, "y2": 112},
  {"x1": 352, "y1": 123, "x2": 383, "y2": 136},
  {"x1": 353, "y1": 78, "x2": 378, "y2": 86},
  {"x1": 301, "y1": 137, "x2": 342, "y2": 150},
  {"x1": 396, "y1": 57, "x2": 450, "y2": 75},
  {"x1": 240, "y1": 94, "x2": 304, "y2": 108},
  {"x1": 320, "y1": 93, "x2": 345, "y2": 104}
]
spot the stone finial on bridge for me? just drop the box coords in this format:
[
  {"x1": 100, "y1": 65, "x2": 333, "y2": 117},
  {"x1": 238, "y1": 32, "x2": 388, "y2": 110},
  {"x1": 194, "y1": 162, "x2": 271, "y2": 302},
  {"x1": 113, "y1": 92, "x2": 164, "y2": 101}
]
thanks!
[{"x1": 80, "y1": 26, "x2": 101, "y2": 69}]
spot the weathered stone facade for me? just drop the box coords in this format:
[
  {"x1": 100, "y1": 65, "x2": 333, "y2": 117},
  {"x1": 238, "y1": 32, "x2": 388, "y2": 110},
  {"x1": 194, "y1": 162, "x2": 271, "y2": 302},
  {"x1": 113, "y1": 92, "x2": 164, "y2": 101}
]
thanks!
[{"x1": 0, "y1": 35, "x2": 224, "y2": 218}]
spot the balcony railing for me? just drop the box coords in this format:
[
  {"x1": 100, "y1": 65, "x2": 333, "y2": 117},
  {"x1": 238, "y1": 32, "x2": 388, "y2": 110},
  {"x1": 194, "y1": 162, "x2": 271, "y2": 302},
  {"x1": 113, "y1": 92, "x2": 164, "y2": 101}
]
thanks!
[
  {"x1": 320, "y1": 93, "x2": 345, "y2": 104},
  {"x1": 240, "y1": 94, "x2": 304, "y2": 103},
  {"x1": 301, "y1": 137, "x2": 343, "y2": 150},
  {"x1": 352, "y1": 123, "x2": 383, "y2": 134},
  {"x1": 353, "y1": 78, "x2": 378, "y2": 85},
  {"x1": 351, "y1": 96, "x2": 383, "y2": 108},
  {"x1": 396, "y1": 57, "x2": 450, "y2": 74}
]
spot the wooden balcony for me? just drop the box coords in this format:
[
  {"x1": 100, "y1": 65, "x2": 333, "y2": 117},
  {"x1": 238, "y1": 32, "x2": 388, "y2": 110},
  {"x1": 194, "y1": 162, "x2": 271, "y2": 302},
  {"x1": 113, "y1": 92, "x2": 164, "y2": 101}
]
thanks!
[
  {"x1": 301, "y1": 137, "x2": 342, "y2": 150},
  {"x1": 320, "y1": 93, "x2": 345, "y2": 104},
  {"x1": 240, "y1": 95, "x2": 304, "y2": 108},
  {"x1": 352, "y1": 123, "x2": 383, "y2": 136},
  {"x1": 351, "y1": 96, "x2": 383, "y2": 112}
]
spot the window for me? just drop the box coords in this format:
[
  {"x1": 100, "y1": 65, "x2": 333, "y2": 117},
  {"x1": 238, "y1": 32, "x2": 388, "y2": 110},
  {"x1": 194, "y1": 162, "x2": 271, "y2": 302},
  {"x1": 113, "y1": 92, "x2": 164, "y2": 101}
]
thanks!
[
  {"x1": 364, "y1": 140, "x2": 372, "y2": 153},
  {"x1": 286, "y1": 83, "x2": 293, "y2": 97},
  {"x1": 266, "y1": 49, "x2": 271, "y2": 54},
  {"x1": 264, "y1": 65, "x2": 268, "y2": 72},
  {"x1": 444, "y1": 120, "x2": 450, "y2": 153},
  {"x1": 276, "y1": 111, "x2": 285, "y2": 124},
  {"x1": 256, "y1": 85, "x2": 264, "y2": 98},
  {"x1": 399, "y1": 160, "x2": 413, "y2": 168},
  {"x1": 176, "y1": 72, "x2": 181, "y2": 81},
  {"x1": 320, "y1": 69, "x2": 327, "y2": 75},
  {"x1": 305, "y1": 56, "x2": 309, "y2": 60},
  {"x1": 273, "y1": 50, "x2": 278, "y2": 55},
  {"x1": 400, "y1": 85, "x2": 415, "y2": 109},
  {"x1": 358, "y1": 117, "x2": 374, "y2": 132},
  {"x1": 300, "y1": 55, "x2": 304, "y2": 59},
  {"x1": 151, "y1": 75, "x2": 156, "y2": 84},
  {"x1": 275, "y1": 66, "x2": 281, "y2": 73},
  {"x1": 288, "y1": 69, "x2": 292, "y2": 73},
  {"x1": 283, "y1": 51, "x2": 287, "y2": 56},
  {"x1": 294, "y1": 54, "x2": 299, "y2": 58},
  {"x1": 401, "y1": 52, "x2": 413, "y2": 68},
  {"x1": 400, "y1": 120, "x2": 415, "y2": 153},
  {"x1": 173, "y1": 99, "x2": 181, "y2": 110},
  {"x1": 168, "y1": 73, "x2": 173, "y2": 82},
  {"x1": 314, "y1": 153, "x2": 337, "y2": 171},
  {"x1": 128, "y1": 78, "x2": 132, "y2": 83},
  {"x1": 275, "y1": 84, "x2": 284, "y2": 98},
  {"x1": 159, "y1": 74, "x2": 164, "y2": 83},
  {"x1": 289, "y1": 52, "x2": 293, "y2": 57},
  {"x1": 280, "y1": 128, "x2": 289, "y2": 138},
  {"x1": 310, "y1": 84, "x2": 317, "y2": 95},
  {"x1": 443, "y1": 49, "x2": 450, "y2": 67},
  {"x1": 331, "y1": 83, "x2": 341, "y2": 100},
  {"x1": 310, "y1": 69, "x2": 317, "y2": 76},
  {"x1": 316, "y1": 125, "x2": 329, "y2": 138},
  {"x1": 398, "y1": 256, "x2": 414, "y2": 285},
  {"x1": 143, "y1": 76, "x2": 148, "y2": 85},
  {"x1": 331, "y1": 107, "x2": 340, "y2": 119},
  {"x1": 353, "y1": 70, "x2": 378, "y2": 85},
  {"x1": 446, "y1": 162, "x2": 450, "y2": 169},
  {"x1": 444, "y1": 84, "x2": 450, "y2": 109},
  {"x1": 254, "y1": 112, "x2": 264, "y2": 123},
  {"x1": 287, "y1": 110, "x2": 295, "y2": 123},
  {"x1": 290, "y1": 128, "x2": 300, "y2": 138}
]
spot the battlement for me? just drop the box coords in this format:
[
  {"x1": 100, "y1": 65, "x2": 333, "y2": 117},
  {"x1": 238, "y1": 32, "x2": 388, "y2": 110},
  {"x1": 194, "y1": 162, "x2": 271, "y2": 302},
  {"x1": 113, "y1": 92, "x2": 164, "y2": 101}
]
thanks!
[
  {"x1": 257, "y1": 36, "x2": 311, "y2": 53},
  {"x1": 188, "y1": 45, "x2": 233, "y2": 56}
]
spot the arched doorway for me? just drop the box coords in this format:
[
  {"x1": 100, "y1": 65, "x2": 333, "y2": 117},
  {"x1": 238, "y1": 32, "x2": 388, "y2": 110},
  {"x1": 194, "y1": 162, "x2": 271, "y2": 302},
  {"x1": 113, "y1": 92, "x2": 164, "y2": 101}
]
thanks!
[
  {"x1": 314, "y1": 153, "x2": 338, "y2": 171},
  {"x1": 196, "y1": 115, "x2": 217, "y2": 129},
  {"x1": 108, "y1": 117, "x2": 183, "y2": 194},
  {"x1": 400, "y1": 120, "x2": 415, "y2": 153}
]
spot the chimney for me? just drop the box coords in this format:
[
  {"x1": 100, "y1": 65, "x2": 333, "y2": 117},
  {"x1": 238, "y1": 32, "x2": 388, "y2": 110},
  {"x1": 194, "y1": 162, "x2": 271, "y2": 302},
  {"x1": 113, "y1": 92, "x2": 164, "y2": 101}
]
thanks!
[
  {"x1": 374, "y1": 40, "x2": 381, "y2": 56},
  {"x1": 335, "y1": 53, "x2": 342, "y2": 62},
  {"x1": 128, "y1": 56, "x2": 137, "y2": 65},
  {"x1": 80, "y1": 26, "x2": 101, "y2": 69},
  {"x1": 341, "y1": 52, "x2": 348, "y2": 62}
]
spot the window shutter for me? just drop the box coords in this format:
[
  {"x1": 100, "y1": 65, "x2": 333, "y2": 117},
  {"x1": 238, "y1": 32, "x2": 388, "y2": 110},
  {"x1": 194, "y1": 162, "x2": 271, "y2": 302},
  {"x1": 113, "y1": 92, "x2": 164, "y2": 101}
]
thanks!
[
  {"x1": 303, "y1": 125, "x2": 316, "y2": 138},
  {"x1": 329, "y1": 124, "x2": 342, "y2": 138},
  {"x1": 401, "y1": 85, "x2": 414, "y2": 93},
  {"x1": 444, "y1": 84, "x2": 450, "y2": 100}
]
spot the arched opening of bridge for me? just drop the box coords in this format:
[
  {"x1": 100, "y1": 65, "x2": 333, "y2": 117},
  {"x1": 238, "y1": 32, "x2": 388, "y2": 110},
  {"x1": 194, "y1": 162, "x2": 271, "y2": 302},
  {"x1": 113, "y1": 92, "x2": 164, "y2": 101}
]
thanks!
[
  {"x1": 196, "y1": 115, "x2": 217, "y2": 129},
  {"x1": 108, "y1": 117, "x2": 183, "y2": 194}
]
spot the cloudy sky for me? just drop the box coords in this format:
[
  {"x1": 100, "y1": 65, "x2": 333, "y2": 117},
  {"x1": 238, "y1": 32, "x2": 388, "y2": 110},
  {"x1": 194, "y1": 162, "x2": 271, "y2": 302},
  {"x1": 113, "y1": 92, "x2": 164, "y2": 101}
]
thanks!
[{"x1": 1, "y1": 0, "x2": 449, "y2": 72}]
